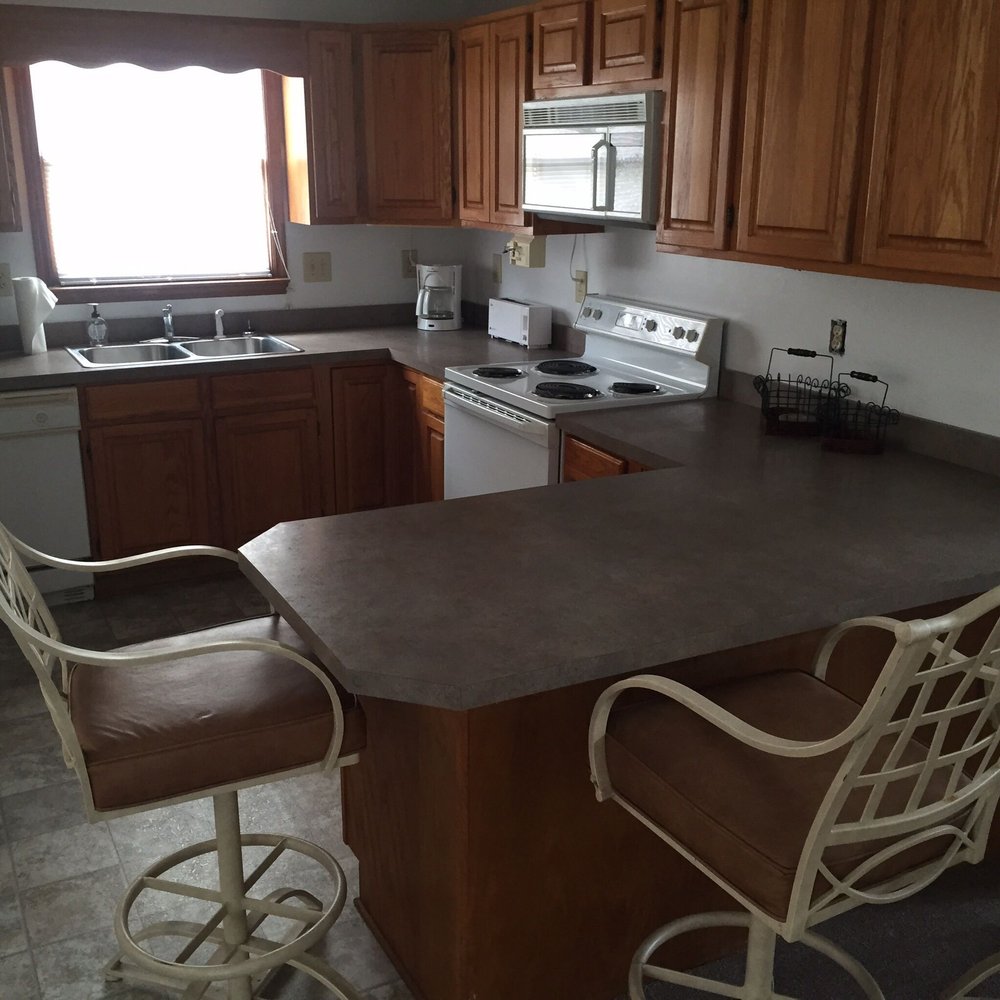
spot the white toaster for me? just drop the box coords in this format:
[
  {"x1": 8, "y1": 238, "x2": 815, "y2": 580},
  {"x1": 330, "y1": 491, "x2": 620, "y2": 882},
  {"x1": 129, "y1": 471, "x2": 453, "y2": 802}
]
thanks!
[{"x1": 487, "y1": 297, "x2": 552, "y2": 348}]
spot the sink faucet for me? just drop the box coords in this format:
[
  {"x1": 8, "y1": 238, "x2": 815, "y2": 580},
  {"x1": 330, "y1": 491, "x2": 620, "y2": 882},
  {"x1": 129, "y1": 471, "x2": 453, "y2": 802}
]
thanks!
[
  {"x1": 214, "y1": 309, "x2": 225, "y2": 340},
  {"x1": 162, "y1": 304, "x2": 174, "y2": 341}
]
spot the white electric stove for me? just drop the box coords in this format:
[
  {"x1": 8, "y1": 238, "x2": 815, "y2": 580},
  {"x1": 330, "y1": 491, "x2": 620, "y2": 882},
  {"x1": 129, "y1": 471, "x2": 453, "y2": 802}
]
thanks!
[{"x1": 443, "y1": 294, "x2": 725, "y2": 498}]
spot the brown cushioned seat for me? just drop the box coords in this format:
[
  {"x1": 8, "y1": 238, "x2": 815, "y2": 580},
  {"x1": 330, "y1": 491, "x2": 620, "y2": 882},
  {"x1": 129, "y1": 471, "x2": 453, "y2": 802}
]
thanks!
[
  {"x1": 605, "y1": 669, "x2": 961, "y2": 922},
  {"x1": 70, "y1": 615, "x2": 365, "y2": 812}
]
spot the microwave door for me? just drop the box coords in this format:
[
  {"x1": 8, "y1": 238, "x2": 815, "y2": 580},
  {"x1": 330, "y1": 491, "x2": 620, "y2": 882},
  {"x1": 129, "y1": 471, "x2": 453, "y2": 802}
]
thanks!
[
  {"x1": 522, "y1": 129, "x2": 609, "y2": 217},
  {"x1": 607, "y1": 126, "x2": 648, "y2": 221}
]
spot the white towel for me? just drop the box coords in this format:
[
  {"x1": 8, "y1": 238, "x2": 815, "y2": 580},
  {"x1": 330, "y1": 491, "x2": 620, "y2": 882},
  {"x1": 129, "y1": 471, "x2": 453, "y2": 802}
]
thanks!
[{"x1": 12, "y1": 276, "x2": 58, "y2": 355}]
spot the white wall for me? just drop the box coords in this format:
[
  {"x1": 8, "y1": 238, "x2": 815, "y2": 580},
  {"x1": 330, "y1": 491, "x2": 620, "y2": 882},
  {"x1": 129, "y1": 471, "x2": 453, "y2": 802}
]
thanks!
[{"x1": 465, "y1": 228, "x2": 1000, "y2": 437}]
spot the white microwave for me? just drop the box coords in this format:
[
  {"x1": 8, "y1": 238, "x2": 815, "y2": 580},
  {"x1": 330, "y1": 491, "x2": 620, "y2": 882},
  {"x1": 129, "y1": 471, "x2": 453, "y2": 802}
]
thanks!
[
  {"x1": 488, "y1": 298, "x2": 552, "y2": 348},
  {"x1": 522, "y1": 91, "x2": 663, "y2": 225}
]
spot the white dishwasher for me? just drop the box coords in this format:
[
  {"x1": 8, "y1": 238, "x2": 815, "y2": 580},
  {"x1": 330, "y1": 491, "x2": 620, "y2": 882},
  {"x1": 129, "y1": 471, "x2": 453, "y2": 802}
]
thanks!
[{"x1": 0, "y1": 387, "x2": 93, "y2": 602}]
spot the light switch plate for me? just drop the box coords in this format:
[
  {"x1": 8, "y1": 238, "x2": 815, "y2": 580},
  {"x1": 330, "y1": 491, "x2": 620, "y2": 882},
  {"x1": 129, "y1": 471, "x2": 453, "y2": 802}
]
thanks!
[
  {"x1": 0, "y1": 263, "x2": 12, "y2": 298},
  {"x1": 573, "y1": 270, "x2": 588, "y2": 303},
  {"x1": 303, "y1": 252, "x2": 332, "y2": 283}
]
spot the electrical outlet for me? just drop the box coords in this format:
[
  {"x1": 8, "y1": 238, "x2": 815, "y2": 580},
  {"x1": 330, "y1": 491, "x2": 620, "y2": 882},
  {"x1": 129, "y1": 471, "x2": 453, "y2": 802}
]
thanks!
[
  {"x1": 492, "y1": 253, "x2": 503, "y2": 287},
  {"x1": 302, "y1": 251, "x2": 332, "y2": 283},
  {"x1": 401, "y1": 248, "x2": 418, "y2": 279},
  {"x1": 0, "y1": 263, "x2": 12, "y2": 298},
  {"x1": 573, "y1": 270, "x2": 588, "y2": 303},
  {"x1": 830, "y1": 318, "x2": 847, "y2": 355},
  {"x1": 509, "y1": 235, "x2": 546, "y2": 268}
]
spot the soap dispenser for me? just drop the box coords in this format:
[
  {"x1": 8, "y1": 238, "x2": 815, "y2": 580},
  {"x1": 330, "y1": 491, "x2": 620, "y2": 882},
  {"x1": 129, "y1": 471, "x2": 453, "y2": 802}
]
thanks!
[{"x1": 86, "y1": 304, "x2": 108, "y2": 347}]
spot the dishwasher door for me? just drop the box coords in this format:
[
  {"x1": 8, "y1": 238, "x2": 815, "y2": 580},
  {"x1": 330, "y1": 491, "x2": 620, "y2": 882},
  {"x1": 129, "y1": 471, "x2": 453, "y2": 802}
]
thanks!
[{"x1": 0, "y1": 388, "x2": 93, "y2": 601}]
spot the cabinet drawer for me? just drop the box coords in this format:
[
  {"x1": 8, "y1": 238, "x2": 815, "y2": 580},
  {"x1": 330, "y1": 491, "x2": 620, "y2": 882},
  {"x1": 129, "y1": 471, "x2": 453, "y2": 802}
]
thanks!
[
  {"x1": 84, "y1": 378, "x2": 202, "y2": 423},
  {"x1": 211, "y1": 367, "x2": 315, "y2": 413},
  {"x1": 562, "y1": 435, "x2": 628, "y2": 480},
  {"x1": 417, "y1": 374, "x2": 444, "y2": 419}
]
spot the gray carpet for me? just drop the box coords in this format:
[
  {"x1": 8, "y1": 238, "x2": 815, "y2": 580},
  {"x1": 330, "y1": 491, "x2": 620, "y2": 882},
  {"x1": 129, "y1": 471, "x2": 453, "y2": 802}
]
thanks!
[{"x1": 618, "y1": 857, "x2": 1000, "y2": 999}]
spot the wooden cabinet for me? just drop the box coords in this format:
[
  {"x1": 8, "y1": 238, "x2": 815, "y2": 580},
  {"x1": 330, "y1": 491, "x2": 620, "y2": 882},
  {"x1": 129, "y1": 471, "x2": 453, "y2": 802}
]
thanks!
[
  {"x1": 562, "y1": 435, "x2": 648, "y2": 480},
  {"x1": 860, "y1": 0, "x2": 1000, "y2": 277},
  {"x1": 401, "y1": 368, "x2": 445, "y2": 504},
  {"x1": 458, "y1": 14, "x2": 530, "y2": 228},
  {"x1": 736, "y1": 0, "x2": 871, "y2": 262},
  {"x1": 533, "y1": 2, "x2": 590, "y2": 89},
  {"x1": 304, "y1": 30, "x2": 359, "y2": 224},
  {"x1": 592, "y1": 0, "x2": 663, "y2": 85},
  {"x1": 0, "y1": 69, "x2": 21, "y2": 232},
  {"x1": 331, "y1": 364, "x2": 401, "y2": 513},
  {"x1": 361, "y1": 30, "x2": 453, "y2": 223},
  {"x1": 658, "y1": 0, "x2": 741, "y2": 250},
  {"x1": 83, "y1": 380, "x2": 213, "y2": 558}
]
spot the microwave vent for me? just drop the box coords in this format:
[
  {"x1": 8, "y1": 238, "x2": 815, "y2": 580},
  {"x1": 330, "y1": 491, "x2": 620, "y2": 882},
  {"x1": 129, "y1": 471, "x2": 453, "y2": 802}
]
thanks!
[{"x1": 523, "y1": 95, "x2": 650, "y2": 129}]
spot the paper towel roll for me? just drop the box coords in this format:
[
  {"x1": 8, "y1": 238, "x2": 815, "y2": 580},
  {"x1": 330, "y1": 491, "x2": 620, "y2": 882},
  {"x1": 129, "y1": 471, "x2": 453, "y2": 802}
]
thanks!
[{"x1": 12, "y1": 276, "x2": 58, "y2": 355}]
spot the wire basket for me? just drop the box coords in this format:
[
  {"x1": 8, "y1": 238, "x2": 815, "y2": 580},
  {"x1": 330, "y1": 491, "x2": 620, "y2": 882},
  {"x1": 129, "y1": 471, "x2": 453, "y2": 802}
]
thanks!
[
  {"x1": 752, "y1": 348, "x2": 846, "y2": 436},
  {"x1": 822, "y1": 371, "x2": 900, "y2": 454}
]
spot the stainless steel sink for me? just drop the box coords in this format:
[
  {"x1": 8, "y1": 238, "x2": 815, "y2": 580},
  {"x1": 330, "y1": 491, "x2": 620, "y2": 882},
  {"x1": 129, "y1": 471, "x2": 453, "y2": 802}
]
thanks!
[
  {"x1": 183, "y1": 336, "x2": 303, "y2": 358},
  {"x1": 66, "y1": 335, "x2": 303, "y2": 369}
]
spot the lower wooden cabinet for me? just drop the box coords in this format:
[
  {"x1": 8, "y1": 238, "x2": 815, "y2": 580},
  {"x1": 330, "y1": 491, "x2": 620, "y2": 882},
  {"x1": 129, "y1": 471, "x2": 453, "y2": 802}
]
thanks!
[
  {"x1": 562, "y1": 435, "x2": 649, "y2": 480},
  {"x1": 401, "y1": 368, "x2": 445, "y2": 504}
]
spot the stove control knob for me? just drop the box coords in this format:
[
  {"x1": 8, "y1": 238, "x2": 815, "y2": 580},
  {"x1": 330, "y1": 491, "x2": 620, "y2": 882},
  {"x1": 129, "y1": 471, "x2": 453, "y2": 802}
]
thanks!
[
  {"x1": 582, "y1": 307, "x2": 592, "y2": 317},
  {"x1": 593, "y1": 309, "x2": 603, "y2": 320},
  {"x1": 672, "y1": 326, "x2": 685, "y2": 339},
  {"x1": 645, "y1": 319, "x2": 658, "y2": 332},
  {"x1": 686, "y1": 329, "x2": 699, "y2": 343}
]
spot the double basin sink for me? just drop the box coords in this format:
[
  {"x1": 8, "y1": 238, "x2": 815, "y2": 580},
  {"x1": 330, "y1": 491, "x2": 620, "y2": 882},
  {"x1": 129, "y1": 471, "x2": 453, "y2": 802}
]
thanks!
[{"x1": 67, "y1": 335, "x2": 303, "y2": 369}]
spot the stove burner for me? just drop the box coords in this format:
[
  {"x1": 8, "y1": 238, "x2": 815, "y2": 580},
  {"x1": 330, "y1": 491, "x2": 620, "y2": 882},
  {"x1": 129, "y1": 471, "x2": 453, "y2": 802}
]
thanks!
[
  {"x1": 533, "y1": 381, "x2": 601, "y2": 400},
  {"x1": 610, "y1": 382, "x2": 662, "y2": 395},
  {"x1": 535, "y1": 360, "x2": 598, "y2": 376},
  {"x1": 473, "y1": 366, "x2": 523, "y2": 379}
]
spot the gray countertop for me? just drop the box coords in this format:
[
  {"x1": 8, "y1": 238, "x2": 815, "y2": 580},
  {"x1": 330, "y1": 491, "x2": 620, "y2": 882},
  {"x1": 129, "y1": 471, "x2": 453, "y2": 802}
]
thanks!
[{"x1": 240, "y1": 398, "x2": 1000, "y2": 710}]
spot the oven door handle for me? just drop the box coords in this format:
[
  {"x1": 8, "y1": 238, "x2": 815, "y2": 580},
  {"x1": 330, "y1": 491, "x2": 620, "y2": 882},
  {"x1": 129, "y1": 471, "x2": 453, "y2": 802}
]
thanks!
[{"x1": 444, "y1": 384, "x2": 556, "y2": 446}]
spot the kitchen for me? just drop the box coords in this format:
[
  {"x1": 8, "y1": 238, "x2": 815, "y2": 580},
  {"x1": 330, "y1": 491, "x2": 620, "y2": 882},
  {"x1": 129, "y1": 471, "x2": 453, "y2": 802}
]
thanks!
[{"x1": 2, "y1": 2, "x2": 1000, "y2": 1000}]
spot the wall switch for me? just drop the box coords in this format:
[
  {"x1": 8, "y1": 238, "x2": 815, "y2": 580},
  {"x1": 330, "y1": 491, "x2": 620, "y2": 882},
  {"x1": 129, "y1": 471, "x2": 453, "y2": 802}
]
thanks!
[
  {"x1": 303, "y1": 251, "x2": 332, "y2": 283},
  {"x1": 510, "y1": 235, "x2": 546, "y2": 268},
  {"x1": 492, "y1": 253, "x2": 503, "y2": 287},
  {"x1": 401, "y1": 248, "x2": 418, "y2": 279},
  {"x1": 0, "y1": 263, "x2": 12, "y2": 298},
  {"x1": 573, "y1": 270, "x2": 588, "y2": 303},
  {"x1": 829, "y1": 318, "x2": 847, "y2": 355}
]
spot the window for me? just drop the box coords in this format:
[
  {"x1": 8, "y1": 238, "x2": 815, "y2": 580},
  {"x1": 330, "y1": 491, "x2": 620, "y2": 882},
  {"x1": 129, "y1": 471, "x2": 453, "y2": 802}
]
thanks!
[{"x1": 21, "y1": 62, "x2": 289, "y2": 302}]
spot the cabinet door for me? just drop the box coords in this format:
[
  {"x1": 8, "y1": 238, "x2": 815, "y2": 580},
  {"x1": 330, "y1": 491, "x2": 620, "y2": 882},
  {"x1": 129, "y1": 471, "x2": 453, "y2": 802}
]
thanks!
[
  {"x1": 306, "y1": 30, "x2": 359, "y2": 224},
  {"x1": 419, "y1": 410, "x2": 445, "y2": 503},
  {"x1": 331, "y1": 365, "x2": 400, "y2": 514},
  {"x1": 861, "y1": 0, "x2": 1000, "y2": 276},
  {"x1": 490, "y1": 14, "x2": 530, "y2": 227},
  {"x1": 736, "y1": 0, "x2": 871, "y2": 262},
  {"x1": 362, "y1": 30, "x2": 453, "y2": 223},
  {"x1": 658, "y1": 0, "x2": 741, "y2": 250},
  {"x1": 592, "y1": 0, "x2": 662, "y2": 85},
  {"x1": 87, "y1": 420, "x2": 213, "y2": 558},
  {"x1": 214, "y1": 408, "x2": 323, "y2": 549},
  {"x1": 457, "y1": 23, "x2": 491, "y2": 224},
  {"x1": 0, "y1": 70, "x2": 21, "y2": 232},
  {"x1": 533, "y1": 3, "x2": 590, "y2": 89}
]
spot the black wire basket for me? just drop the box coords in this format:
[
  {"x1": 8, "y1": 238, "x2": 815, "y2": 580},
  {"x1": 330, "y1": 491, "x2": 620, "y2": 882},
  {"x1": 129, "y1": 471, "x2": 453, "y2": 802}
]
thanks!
[
  {"x1": 752, "y1": 348, "x2": 846, "y2": 437},
  {"x1": 822, "y1": 371, "x2": 900, "y2": 454}
]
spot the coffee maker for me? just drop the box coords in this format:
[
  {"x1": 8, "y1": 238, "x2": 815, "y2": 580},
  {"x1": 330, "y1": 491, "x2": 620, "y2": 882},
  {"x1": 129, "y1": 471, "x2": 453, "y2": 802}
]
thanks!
[{"x1": 416, "y1": 264, "x2": 462, "y2": 331}]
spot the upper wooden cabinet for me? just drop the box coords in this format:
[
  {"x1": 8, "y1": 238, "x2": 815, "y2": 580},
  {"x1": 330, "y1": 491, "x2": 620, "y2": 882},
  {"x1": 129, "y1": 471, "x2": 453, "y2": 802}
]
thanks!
[
  {"x1": 0, "y1": 69, "x2": 22, "y2": 233},
  {"x1": 591, "y1": 0, "x2": 663, "y2": 85},
  {"x1": 458, "y1": 14, "x2": 530, "y2": 228},
  {"x1": 304, "y1": 30, "x2": 359, "y2": 224},
  {"x1": 658, "y1": 0, "x2": 741, "y2": 250},
  {"x1": 361, "y1": 30, "x2": 453, "y2": 223},
  {"x1": 736, "y1": 0, "x2": 872, "y2": 262},
  {"x1": 533, "y1": 2, "x2": 591, "y2": 89},
  {"x1": 860, "y1": 0, "x2": 1000, "y2": 277}
]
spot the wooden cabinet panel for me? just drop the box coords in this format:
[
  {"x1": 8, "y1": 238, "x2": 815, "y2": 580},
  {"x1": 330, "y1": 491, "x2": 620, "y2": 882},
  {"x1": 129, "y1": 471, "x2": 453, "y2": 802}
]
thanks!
[
  {"x1": 562, "y1": 435, "x2": 628, "y2": 480},
  {"x1": 214, "y1": 408, "x2": 323, "y2": 549},
  {"x1": 362, "y1": 30, "x2": 453, "y2": 223},
  {"x1": 421, "y1": 411, "x2": 445, "y2": 504},
  {"x1": 210, "y1": 367, "x2": 315, "y2": 413},
  {"x1": 305, "y1": 30, "x2": 359, "y2": 224},
  {"x1": 490, "y1": 14, "x2": 529, "y2": 226},
  {"x1": 0, "y1": 70, "x2": 22, "y2": 233},
  {"x1": 861, "y1": 0, "x2": 1000, "y2": 276},
  {"x1": 658, "y1": 0, "x2": 741, "y2": 250},
  {"x1": 401, "y1": 367, "x2": 444, "y2": 504},
  {"x1": 592, "y1": 0, "x2": 662, "y2": 85},
  {"x1": 83, "y1": 378, "x2": 202, "y2": 423},
  {"x1": 457, "y1": 23, "x2": 490, "y2": 224},
  {"x1": 533, "y1": 2, "x2": 590, "y2": 89},
  {"x1": 87, "y1": 420, "x2": 212, "y2": 558},
  {"x1": 331, "y1": 364, "x2": 400, "y2": 513},
  {"x1": 736, "y1": 0, "x2": 871, "y2": 262}
]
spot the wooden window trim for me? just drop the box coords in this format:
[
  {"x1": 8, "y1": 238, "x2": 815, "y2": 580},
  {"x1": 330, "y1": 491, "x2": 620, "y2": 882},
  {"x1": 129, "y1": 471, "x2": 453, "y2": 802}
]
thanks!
[{"x1": 11, "y1": 66, "x2": 291, "y2": 304}]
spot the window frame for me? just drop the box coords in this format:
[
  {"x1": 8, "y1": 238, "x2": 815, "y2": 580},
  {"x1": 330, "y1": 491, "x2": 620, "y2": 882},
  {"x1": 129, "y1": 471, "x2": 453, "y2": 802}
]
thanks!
[{"x1": 12, "y1": 65, "x2": 291, "y2": 304}]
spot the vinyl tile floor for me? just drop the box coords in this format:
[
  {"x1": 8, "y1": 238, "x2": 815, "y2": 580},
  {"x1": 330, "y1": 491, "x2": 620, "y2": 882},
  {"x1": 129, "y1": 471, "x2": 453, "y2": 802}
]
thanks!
[{"x1": 0, "y1": 574, "x2": 413, "y2": 1000}]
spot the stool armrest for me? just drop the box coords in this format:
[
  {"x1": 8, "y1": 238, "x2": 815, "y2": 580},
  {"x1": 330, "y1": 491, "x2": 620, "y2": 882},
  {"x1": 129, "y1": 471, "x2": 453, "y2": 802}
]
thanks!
[{"x1": 8, "y1": 530, "x2": 238, "y2": 573}]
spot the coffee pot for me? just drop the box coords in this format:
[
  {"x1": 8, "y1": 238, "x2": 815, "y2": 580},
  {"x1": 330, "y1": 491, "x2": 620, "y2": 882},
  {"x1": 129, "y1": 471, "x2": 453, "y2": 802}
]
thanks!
[{"x1": 416, "y1": 264, "x2": 462, "y2": 332}]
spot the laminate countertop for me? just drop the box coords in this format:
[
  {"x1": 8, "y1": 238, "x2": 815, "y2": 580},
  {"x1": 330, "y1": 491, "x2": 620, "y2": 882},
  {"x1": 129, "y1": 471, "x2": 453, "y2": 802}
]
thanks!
[{"x1": 240, "y1": 398, "x2": 1000, "y2": 709}]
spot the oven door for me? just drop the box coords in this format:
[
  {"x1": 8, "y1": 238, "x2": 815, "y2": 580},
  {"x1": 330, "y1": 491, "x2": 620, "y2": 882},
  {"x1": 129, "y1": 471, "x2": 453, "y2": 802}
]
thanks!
[{"x1": 443, "y1": 385, "x2": 560, "y2": 499}]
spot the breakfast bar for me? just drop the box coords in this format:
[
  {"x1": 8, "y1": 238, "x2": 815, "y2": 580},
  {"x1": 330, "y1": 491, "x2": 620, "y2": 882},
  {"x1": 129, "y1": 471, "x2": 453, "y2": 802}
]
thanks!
[{"x1": 239, "y1": 399, "x2": 1000, "y2": 1000}]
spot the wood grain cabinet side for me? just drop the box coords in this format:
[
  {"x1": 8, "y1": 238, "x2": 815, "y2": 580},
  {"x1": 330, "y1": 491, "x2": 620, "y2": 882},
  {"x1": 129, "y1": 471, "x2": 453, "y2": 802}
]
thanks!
[
  {"x1": 859, "y1": 0, "x2": 1000, "y2": 277},
  {"x1": 562, "y1": 435, "x2": 648, "y2": 480},
  {"x1": 592, "y1": 0, "x2": 663, "y2": 85}
]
